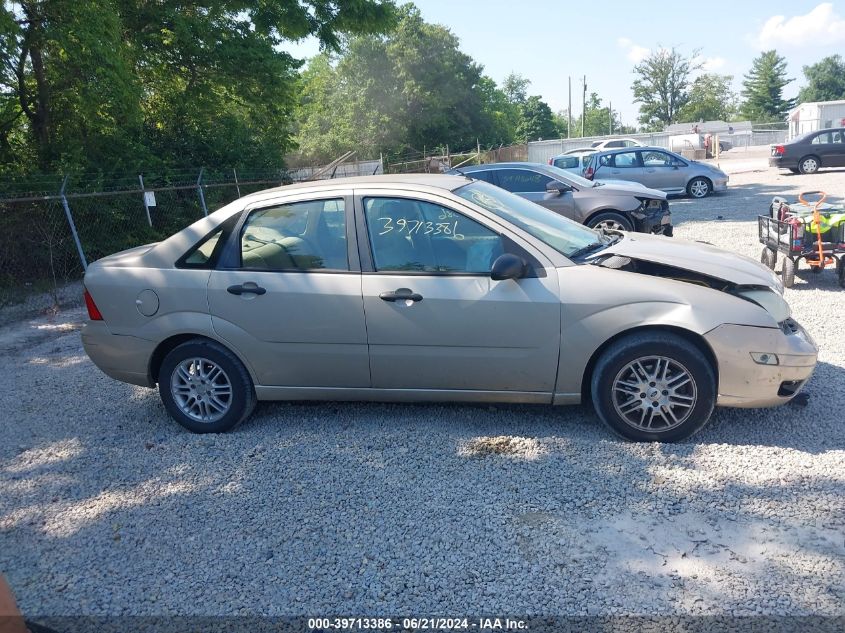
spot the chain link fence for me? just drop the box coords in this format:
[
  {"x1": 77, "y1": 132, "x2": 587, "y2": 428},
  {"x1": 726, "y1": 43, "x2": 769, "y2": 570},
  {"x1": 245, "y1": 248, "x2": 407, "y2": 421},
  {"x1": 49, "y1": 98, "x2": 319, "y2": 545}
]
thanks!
[{"x1": 0, "y1": 168, "x2": 297, "y2": 322}]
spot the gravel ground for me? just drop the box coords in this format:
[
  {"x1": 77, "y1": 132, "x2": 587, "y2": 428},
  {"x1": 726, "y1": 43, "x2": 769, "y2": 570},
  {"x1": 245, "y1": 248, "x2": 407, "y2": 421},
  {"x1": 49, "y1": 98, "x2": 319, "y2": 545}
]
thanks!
[{"x1": 1, "y1": 164, "x2": 844, "y2": 620}]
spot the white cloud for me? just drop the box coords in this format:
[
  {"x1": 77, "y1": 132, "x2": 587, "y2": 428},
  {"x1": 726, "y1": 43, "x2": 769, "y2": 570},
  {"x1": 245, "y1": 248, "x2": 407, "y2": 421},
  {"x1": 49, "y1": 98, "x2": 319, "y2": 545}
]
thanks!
[
  {"x1": 617, "y1": 38, "x2": 651, "y2": 63},
  {"x1": 702, "y1": 56, "x2": 726, "y2": 71},
  {"x1": 756, "y1": 3, "x2": 845, "y2": 48}
]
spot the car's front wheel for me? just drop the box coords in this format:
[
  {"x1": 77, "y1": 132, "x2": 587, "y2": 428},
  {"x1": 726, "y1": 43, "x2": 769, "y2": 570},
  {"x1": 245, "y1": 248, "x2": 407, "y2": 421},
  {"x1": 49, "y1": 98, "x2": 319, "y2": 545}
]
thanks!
[
  {"x1": 686, "y1": 177, "x2": 712, "y2": 198},
  {"x1": 590, "y1": 332, "x2": 716, "y2": 442},
  {"x1": 587, "y1": 211, "x2": 633, "y2": 232},
  {"x1": 159, "y1": 339, "x2": 256, "y2": 433}
]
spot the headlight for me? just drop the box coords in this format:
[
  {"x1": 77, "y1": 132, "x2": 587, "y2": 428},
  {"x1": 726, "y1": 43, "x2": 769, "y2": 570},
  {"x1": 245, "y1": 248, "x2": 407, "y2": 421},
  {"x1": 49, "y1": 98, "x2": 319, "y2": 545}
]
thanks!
[
  {"x1": 637, "y1": 198, "x2": 664, "y2": 210},
  {"x1": 733, "y1": 287, "x2": 791, "y2": 322}
]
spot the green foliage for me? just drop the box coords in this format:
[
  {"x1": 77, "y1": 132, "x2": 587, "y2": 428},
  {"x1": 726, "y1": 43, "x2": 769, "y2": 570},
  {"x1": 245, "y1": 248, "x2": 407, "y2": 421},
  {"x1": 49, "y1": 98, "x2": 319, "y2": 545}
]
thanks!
[
  {"x1": 632, "y1": 47, "x2": 700, "y2": 130},
  {"x1": 294, "y1": 4, "x2": 511, "y2": 162},
  {"x1": 0, "y1": 0, "x2": 396, "y2": 179},
  {"x1": 740, "y1": 50, "x2": 795, "y2": 122},
  {"x1": 677, "y1": 74, "x2": 737, "y2": 123},
  {"x1": 515, "y1": 95, "x2": 556, "y2": 141},
  {"x1": 502, "y1": 73, "x2": 529, "y2": 105},
  {"x1": 798, "y1": 55, "x2": 845, "y2": 103},
  {"x1": 572, "y1": 93, "x2": 625, "y2": 137}
]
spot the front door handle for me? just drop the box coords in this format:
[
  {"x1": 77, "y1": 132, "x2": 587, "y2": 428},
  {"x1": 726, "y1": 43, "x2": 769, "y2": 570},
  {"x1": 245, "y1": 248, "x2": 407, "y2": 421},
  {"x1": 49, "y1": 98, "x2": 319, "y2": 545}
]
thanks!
[
  {"x1": 379, "y1": 288, "x2": 423, "y2": 303},
  {"x1": 227, "y1": 283, "x2": 266, "y2": 296}
]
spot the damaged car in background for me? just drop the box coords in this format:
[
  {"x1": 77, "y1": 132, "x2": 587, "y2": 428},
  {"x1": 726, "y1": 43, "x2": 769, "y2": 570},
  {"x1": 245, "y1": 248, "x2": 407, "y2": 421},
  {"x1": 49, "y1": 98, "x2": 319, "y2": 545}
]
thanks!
[
  {"x1": 81, "y1": 175, "x2": 817, "y2": 442},
  {"x1": 452, "y1": 162, "x2": 672, "y2": 235}
]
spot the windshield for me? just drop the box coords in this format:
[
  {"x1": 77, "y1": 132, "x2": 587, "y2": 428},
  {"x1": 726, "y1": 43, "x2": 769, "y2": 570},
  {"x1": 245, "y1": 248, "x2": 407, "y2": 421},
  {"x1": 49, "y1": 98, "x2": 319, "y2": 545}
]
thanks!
[
  {"x1": 541, "y1": 163, "x2": 596, "y2": 189},
  {"x1": 455, "y1": 181, "x2": 603, "y2": 258}
]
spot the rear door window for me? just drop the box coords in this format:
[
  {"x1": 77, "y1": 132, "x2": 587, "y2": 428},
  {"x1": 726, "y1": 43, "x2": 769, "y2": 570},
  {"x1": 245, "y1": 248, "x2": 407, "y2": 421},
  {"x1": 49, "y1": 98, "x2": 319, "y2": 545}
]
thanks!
[{"x1": 612, "y1": 151, "x2": 641, "y2": 168}]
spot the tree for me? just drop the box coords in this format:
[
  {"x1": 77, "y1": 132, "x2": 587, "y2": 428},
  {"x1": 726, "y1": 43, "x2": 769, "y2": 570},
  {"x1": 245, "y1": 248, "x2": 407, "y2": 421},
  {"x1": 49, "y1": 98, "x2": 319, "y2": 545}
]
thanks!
[
  {"x1": 632, "y1": 47, "x2": 700, "y2": 130},
  {"x1": 573, "y1": 92, "x2": 625, "y2": 137},
  {"x1": 502, "y1": 73, "x2": 529, "y2": 105},
  {"x1": 740, "y1": 50, "x2": 795, "y2": 122},
  {"x1": 677, "y1": 74, "x2": 737, "y2": 123},
  {"x1": 798, "y1": 55, "x2": 845, "y2": 103},
  {"x1": 295, "y1": 5, "x2": 509, "y2": 161},
  {"x1": 0, "y1": 0, "x2": 397, "y2": 176},
  {"x1": 515, "y1": 96, "x2": 556, "y2": 141}
]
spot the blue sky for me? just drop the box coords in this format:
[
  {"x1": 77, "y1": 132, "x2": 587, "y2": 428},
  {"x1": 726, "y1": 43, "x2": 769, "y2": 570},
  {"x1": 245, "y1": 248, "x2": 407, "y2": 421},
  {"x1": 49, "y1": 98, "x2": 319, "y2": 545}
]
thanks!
[{"x1": 283, "y1": 1, "x2": 845, "y2": 126}]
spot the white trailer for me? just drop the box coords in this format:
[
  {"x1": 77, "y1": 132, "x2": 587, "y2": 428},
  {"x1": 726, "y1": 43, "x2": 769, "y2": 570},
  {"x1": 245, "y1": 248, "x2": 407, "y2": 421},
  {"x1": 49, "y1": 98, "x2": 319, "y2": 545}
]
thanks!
[{"x1": 788, "y1": 100, "x2": 845, "y2": 139}]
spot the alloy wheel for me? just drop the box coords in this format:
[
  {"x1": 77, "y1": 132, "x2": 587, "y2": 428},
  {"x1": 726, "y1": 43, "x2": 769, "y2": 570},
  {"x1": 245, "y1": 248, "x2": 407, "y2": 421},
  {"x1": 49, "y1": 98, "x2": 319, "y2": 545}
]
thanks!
[
  {"x1": 594, "y1": 219, "x2": 627, "y2": 231},
  {"x1": 689, "y1": 179, "x2": 709, "y2": 198},
  {"x1": 611, "y1": 356, "x2": 698, "y2": 433},
  {"x1": 170, "y1": 357, "x2": 233, "y2": 423}
]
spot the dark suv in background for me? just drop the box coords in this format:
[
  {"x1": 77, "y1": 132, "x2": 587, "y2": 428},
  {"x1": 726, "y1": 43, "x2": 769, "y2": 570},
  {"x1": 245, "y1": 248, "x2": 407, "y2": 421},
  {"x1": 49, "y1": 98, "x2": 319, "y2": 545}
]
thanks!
[
  {"x1": 770, "y1": 128, "x2": 845, "y2": 174},
  {"x1": 454, "y1": 162, "x2": 672, "y2": 235}
]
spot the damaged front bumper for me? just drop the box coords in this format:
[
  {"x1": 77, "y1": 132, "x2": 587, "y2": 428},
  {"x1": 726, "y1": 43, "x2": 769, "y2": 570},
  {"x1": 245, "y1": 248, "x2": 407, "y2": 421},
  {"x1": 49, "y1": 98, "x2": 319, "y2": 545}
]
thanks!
[
  {"x1": 633, "y1": 200, "x2": 672, "y2": 236},
  {"x1": 704, "y1": 319, "x2": 818, "y2": 408}
]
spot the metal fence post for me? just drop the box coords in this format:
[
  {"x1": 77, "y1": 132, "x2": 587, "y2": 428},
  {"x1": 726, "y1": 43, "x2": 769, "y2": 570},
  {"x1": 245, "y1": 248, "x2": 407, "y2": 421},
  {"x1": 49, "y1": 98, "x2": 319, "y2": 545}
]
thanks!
[
  {"x1": 196, "y1": 168, "x2": 208, "y2": 216},
  {"x1": 59, "y1": 176, "x2": 88, "y2": 272},
  {"x1": 232, "y1": 168, "x2": 241, "y2": 198},
  {"x1": 138, "y1": 174, "x2": 152, "y2": 227}
]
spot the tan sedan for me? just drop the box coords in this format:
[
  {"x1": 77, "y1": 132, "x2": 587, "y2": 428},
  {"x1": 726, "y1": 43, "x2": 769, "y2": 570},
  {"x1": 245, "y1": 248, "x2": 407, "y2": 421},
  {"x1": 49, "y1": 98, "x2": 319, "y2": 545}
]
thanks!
[{"x1": 81, "y1": 175, "x2": 817, "y2": 441}]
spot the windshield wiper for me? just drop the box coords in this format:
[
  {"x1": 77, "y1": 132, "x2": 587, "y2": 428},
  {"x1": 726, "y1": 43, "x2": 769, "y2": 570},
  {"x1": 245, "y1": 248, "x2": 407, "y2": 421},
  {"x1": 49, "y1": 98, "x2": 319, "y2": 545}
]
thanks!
[
  {"x1": 569, "y1": 232, "x2": 622, "y2": 259},
  {"x1": 569, "y1": 240, "x2": 609, "y2": 259}
]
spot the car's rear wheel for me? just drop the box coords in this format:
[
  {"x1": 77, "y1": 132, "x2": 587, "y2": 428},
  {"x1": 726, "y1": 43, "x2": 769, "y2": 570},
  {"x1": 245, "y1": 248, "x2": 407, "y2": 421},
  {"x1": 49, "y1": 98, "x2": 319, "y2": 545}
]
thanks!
[
  {"x1": 159, "y1": 339, "x2": 256, "y2": 433},
  {"x1": 590, "y1": 332, "x2": 716, "y2": 442},
  {"x1": 686, "y1": 177, "x2": 711, "y2": 198},
  {"x1": 798, "y1": 155, "x2": 820, "y2": 174},
  {"x1": 761, "y1": 247, "x2": 776, "y2": 270},
  {"x1": 587, "y1": 211, "x2": 633, "y2": 232}
]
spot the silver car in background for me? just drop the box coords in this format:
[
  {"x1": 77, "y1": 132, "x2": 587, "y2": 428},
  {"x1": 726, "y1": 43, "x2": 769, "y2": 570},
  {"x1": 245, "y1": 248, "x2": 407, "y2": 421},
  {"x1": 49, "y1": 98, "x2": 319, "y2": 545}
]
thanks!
[
  {"x1": 81, "y1": 175, "x2": 816, "y2": 442},
  {"x1": 455, "y1": 162, "x2": 672, "y2": 235},
  {"x1": 549, "y1": 150, "x2": 596, "y2": 174},
  {"x1": 584, "y1": 146, "x2": 729, "y2": 198}
]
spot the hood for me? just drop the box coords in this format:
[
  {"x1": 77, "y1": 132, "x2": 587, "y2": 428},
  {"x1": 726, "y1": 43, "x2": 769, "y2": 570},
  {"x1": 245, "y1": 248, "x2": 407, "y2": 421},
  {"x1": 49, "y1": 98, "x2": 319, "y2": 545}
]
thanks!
[
  {"x1": 592, "y1": 232, "x2": 782, "y2": 290},
  {"x1": 588, "y1": 181, "x2": 667, "y2": 200},
  {"x1": 595, "y1": 179, "x2": 656, "y2": 192}
]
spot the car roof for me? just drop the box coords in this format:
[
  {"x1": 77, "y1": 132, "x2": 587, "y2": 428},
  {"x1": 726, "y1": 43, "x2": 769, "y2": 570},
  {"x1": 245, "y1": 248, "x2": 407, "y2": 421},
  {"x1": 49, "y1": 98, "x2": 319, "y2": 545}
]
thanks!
[
  {"x1": 556, "y1": 149, "x2": 597, "y2": 157},
  {"x1": 590, "y1": 145, "x2": 671, "y2": 155},
  {"x1": 461, "y1": 162, "x2": 556, "y2": 171},
  {"x1": 241, "y1": 173, "x2": 472, "y2": 200}
]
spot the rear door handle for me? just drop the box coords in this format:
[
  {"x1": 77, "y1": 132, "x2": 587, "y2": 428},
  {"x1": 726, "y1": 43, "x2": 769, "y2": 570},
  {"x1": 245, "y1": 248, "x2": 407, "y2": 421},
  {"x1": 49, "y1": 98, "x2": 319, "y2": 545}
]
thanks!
[
  {"x1": 379, "y1": 288, "x2": 423, "y2": 303},
  {"x1": 227, "y1": 283, "x2": 266, "y2": 296}
]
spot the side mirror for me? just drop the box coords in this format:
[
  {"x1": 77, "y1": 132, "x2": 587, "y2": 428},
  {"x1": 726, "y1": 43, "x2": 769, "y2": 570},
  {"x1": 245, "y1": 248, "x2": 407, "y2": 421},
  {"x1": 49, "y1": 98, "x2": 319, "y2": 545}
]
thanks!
[
  {"x1": 545, "y1": 180, "x2": 571, "y2": 195},
  {"x1": 491, "y1": 253, "x2": 526, "y2": 281}
]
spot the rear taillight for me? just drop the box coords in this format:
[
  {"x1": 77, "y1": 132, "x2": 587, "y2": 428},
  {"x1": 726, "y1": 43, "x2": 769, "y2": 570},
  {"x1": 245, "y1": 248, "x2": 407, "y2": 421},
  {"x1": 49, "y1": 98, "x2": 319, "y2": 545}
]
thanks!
[
  {"x1": 84, "y1": 289, "x2": 103, "y2": 321},
  {"x1": 548, "y1": 158, "x2": 553, "y2": 165},
  {"x1": 774, "y1": 145, "x2": 785, "y2": 155},
  {"x1": 584, "y1": 166, "x2": 594, "y2": 180}
]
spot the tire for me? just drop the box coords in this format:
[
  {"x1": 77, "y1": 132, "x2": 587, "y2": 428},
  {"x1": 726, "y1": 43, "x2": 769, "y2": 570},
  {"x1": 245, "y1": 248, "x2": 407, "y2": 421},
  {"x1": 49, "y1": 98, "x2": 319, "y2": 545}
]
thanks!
[
  {"x1": 798, "y1": 155, "x2": 820, "y2": 174},
  {"x1": 686, "y1": 177, "x2": 711, "y2": 198},
  {"x1": 158, "y1": 339, "x2": 256, "y2": 433},
  {"x1": 837, "y1": 258, "x2": 845, "y2": 288},
  {"x1": 781, "y1": 257, "x2": 796, "y2": 288},
  {"x1": 587, "y1": 211, "x2": 634, "y2": 232},
  {"x1": 760, "y1": 247, "x2": 777, "y2": 270},
  {"x1": 590, "y1": 331, "x2": 716, "y2": 442}
]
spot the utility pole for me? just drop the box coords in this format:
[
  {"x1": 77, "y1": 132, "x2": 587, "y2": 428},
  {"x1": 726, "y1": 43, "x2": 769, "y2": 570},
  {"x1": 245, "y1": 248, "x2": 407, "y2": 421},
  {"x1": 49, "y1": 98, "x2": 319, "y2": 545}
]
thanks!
[
  {"x1": 567, "y1": 76, "x2": 572, "y2": 139},
  {"x1": 609, "y1": 101, "x2": 613, "y2": 135},
  {"x1": 581, "y1": 75, "x2": 586, "y2": 138}
]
